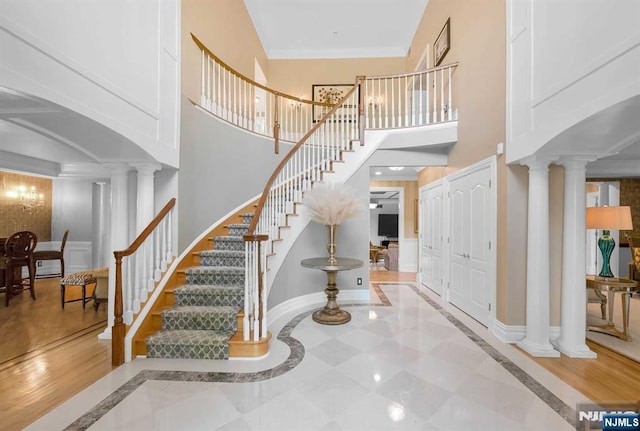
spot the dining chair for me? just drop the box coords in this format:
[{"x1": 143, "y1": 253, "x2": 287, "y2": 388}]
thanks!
[
  {"x1": 3, "y1": 231, "x2": 38, "y2": 306},
  {"x1": 33, "y1": 229, "x2": 69, "y2": 278}
]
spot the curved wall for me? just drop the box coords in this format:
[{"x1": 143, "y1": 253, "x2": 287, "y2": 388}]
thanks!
[
  {"x1": 0, "y1": 0, "x2": 180, "y2": 166},
  {"x1": 177, "y1": 97, "x2": 293, "y2": 251}
]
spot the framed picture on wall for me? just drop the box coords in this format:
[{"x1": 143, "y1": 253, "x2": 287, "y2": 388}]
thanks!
[
  {"x1": 434, "y1": 18, "x2": 450, "y2": 66},
  {"x1": 311, "y1": 84, "x2": 358, "y2": 122}
]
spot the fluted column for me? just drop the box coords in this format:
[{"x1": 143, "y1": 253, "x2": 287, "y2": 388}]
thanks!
[
  {"x1": 554, "y1": 158, "x2": 597, "y2": 358},
  {"x1": 99, "y1": 164, "x2": 129, "y2": 340},
  {"x1": 517, "y1": 157, "x2": 560, "y2": 357}
]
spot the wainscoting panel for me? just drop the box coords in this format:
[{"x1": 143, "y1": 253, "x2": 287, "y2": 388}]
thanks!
[{"x1": 35, "y1": 241, "x2": 92, "y2": 276}]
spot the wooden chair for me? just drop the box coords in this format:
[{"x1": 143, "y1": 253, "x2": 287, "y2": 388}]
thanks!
[
  {"x1": 626, "y1": 234, "x2": 640, "y2": 284},
  {"x1": 33, "y1": 229, "x2": 69, "y2": 278},
  {"x1": 3, "y1": 231, "x2": 38, "y2": 306}
]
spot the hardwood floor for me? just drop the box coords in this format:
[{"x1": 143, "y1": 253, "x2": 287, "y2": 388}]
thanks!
[
  {"x1": 0, "y1": 278, "x2": 114, "y2": 430},
  {"x1": 0, "y1": 278, "x2": 107, "y2": 363},
  {"x1": 2, "y1": 270, "x2": 639, "y2": 429}
]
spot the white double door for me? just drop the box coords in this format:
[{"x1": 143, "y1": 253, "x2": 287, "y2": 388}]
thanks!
[
  {"x1": 420, "y1": 181, "x2": 444, "y2": 294},
  {"x1": 447, "y1": 164, "x2": 493, "y2": 326}
]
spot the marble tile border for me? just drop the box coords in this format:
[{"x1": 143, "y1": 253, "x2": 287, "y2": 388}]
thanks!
[
  {"x1": 402, "y1": 282, "x2": 577, "y2": 429},
  {"x1": 62, "y1": 282, "x2": 575, "y2": 430}
]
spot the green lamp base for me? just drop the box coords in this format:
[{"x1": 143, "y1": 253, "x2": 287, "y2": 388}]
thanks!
[{"x1": 598, "y1": 230, "x2": 615, "y2": 278}]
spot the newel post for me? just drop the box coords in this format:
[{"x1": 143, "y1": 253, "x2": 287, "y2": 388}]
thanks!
[{"x1": 112, "y1": 252, "x2": 125, "y2": 366}]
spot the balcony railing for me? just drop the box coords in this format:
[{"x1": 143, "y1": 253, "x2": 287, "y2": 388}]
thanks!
[{"x1": 363, "y1": 64, "x2": 458, "y2": 129}]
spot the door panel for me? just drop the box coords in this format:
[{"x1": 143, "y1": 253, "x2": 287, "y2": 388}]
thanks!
[
  {"x1": 420, "y1": 189, "x2": 430, "y2": 285},
  {"x1": 447, "y1": 166, "x2": 492, "y2": 326}
]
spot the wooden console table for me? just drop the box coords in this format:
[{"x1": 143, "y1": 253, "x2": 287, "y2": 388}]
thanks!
[
  {"x1": 586, "y1": 275, "x2": 638, "y2": 341},
  {"x1": 301, "y1": 257, "x2": 363, "y2": 325}
]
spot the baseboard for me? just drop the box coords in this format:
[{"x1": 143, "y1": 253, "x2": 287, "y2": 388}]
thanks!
[
  {"x1": 268, "y1": 289, "x2": 371, "y2": 324},
  {"x1": 492, "y1": 320, "x2": 560, "y2": 343}
]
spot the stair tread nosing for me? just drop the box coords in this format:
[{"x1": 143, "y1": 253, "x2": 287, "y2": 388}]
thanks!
[
  {"x1": 174, "y1": 284, "x2": 244, "y2": 293},
  {"x1": 161, "y1": 305, "x2": 240, "y2": 317},
  {"x1": 186, "y1": 266, "x2": 245, "y2": 273},
  {"x1": 146, "y1": 329, "x2": 234, "y2": 345},
  {"x1": 199, "y1": 250, "x2": 244, "y2": 256}
]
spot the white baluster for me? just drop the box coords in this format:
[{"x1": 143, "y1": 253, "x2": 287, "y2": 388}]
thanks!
[
  {"x1": 124, "y1": 257, "x2": 134, "y2": 325},
  {"x1": 404, "y1": 76, "x2": 408, "y2": 127},
  {"x1": 144, "y1": 232, "x2": 156, "y2": 292},
  {"x1": 131, "y1": 253, "x2": 140, "y2": 313},
  {"x1": 166, "y1": 210, "x2": 173, "y2": 263},
  {"x1": 154, "y1": 227, "x2": 161, "y2": 281},
  {"x1": 161, "y1": 218, "x2": 168, "y2": 272},
  {"x1": 440, "y1": 69, "x2": 445, "y2": 122},
  {"x1": 448, "y1": 66, "x2": 453, "y2": 121}
]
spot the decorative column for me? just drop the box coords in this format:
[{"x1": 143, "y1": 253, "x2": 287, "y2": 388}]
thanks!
[
  {"x1": 92, "y1": 181, "x2": 110, "y2": 268},
  {"x1": 517, "y1": 157, "x2": 560, "y2": 357},
  {"x1": 554, "y1": 158, "x2": 597, "y2": 358},
  {"x1": 99, "y1": 164, "x2": 129, "y2": 340},
  {"x1": 132, "y1": 163, "x2": 160, "y2": 310}
]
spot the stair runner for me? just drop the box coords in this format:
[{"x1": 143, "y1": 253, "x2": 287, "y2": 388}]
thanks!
[{"x1": 145, "y1": 214, "x2": 252, "y2": 359}]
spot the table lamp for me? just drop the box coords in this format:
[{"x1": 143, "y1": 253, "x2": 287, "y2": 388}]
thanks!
[{"x1": 585, "y1": 206, "x2": 633, "y2": 277}]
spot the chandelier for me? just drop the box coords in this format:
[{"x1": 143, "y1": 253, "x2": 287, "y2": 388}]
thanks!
[{"x1": 6, "y1": 185, "x2": 45, "y2": 212}]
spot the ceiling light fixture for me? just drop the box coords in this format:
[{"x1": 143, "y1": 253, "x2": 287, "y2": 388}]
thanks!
[
  {"x1": 6, "y1": 185, "x2": 45, "y2": 213},
  {"x1": 374, "y1": 171, "x2": 382, "y2": 175},
  {"x1": 388, "y1": 167, "x2": 404, "y2": 171}
]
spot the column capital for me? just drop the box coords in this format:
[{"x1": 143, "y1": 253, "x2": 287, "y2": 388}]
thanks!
[
  {"x1": 130, "y1": 162, "x2": 161, "y2": 175},
  {"x1": 520, "y1": 155, "x2": 557, "y2": 170},
  {"x1": 558, "y1": 155, "x2": 598, "y2": 169}
]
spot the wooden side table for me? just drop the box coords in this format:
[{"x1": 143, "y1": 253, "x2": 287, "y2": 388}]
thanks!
[
  {"x1": 301, "y1": 257, "x2": 363, "y2": 325},
  {"x1": 586, "y1": 275, "x2": 638, "y2": 341}
]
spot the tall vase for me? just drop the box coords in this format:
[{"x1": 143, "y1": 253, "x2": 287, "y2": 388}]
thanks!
[{"x1": 327, "y1": 224, "x2": 338, "y2": 264}]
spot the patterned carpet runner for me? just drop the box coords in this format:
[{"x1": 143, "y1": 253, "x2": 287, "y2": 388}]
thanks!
[{"x1": 145, "y1": 214, "x2": 252, "y2": 359}]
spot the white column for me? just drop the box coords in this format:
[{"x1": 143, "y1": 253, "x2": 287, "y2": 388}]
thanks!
[
  {"x1": 554, "y1": 158, "x2": 597, "y2": 358},
  {"x1": 92, "y1": 181, "x2": 110, "y2": 268},
  {"x1": 133, "y1": 163, "x2": 160, "y2": 232},
  {"x1": 99, "y1": 164, "x2": 129, "y2": 340},
  {"x1": 132, "y1": 163, "x2": 160, "y2": 308},
  {"x1": 517, "y1": 158, "x2": 560, "y2": 357}
]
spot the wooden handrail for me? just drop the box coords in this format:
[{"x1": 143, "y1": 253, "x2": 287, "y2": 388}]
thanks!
[
  {"x1": 112, "y1": 197, "x2": 176, "y2": 366},
  {"x1": 192, "y1": 33, "x2": 331, "y2": 108},
  {"x1": 243, "y1": 77, "x2": 363, "y2": 240},
  {"x1": 365, "y1": 62, "x2": 459, "y2": 80},
  {"x1": 114, "y1": 198, "x2": 176, "y2": 259}
]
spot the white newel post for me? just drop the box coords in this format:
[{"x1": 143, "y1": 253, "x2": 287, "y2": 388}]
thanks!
[
  {"x1": 517, "y1": 158, "x2": 560, "y2": 357},
  {"x1": 133, "y1": 163, "x2": 160, "y2": 309},
  {"x1": 100, "y1": 164, "x2": 130, "y2": 340},
  {"x1": 555, "y1": 158, "x2": 597, "y2": 358}
]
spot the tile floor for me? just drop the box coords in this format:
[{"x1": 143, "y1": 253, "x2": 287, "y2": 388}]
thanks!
[{"x1": 27, "y1": 282, "x2": 590, "y2": 431}]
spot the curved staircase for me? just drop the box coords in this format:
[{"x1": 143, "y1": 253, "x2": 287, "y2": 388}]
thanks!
[{"x1": 130, "y1": 204, "x2": 270, "y2": 360}]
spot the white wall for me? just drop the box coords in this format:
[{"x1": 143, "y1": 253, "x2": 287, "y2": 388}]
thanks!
[
  {"x1": 0, "y1": 0, "x2": 180, "y2": 166},
  {"x1": 507, "y1": 0, "x2": 640, "y2": 162},
  {"x1": 52, "y1": 178, "x2": 93, "y2": 242}
]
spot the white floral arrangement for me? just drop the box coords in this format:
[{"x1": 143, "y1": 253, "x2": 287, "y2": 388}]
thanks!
[{"x1": 302, "y1": 182, "x2": 363, "y2": 225}]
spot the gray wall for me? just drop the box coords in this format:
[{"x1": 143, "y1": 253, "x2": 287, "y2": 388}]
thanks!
[
  {"x1": 178, "y1": 97, "x2": 292, "y2": 252},
  {"x1": 52, "y1": 178, "x2": 94, "y2": 242},
  {"x1": 268, "y1": 163, "x2": 370, "y2": 308}
]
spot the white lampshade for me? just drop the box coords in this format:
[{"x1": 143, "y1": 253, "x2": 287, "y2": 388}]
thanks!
[{"x1": 585, "y1": 206, "x2": 633, "y2": 230}]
